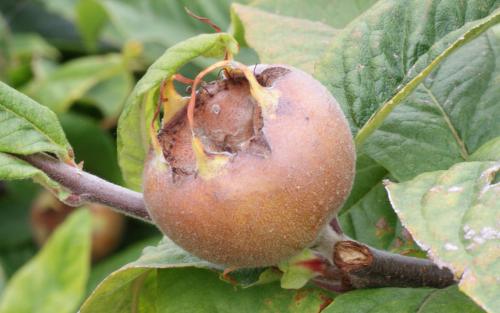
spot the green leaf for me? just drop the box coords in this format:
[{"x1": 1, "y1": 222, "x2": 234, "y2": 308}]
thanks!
[
  {"x1": 0, "y1": 81, "x2": 70, "y2": 160},
  {"x1": 361, "y1": 22, "x2": 500, "y2": 181},
  {"x1": 341, "y1": 152, "x2": 387, "y2": 212},
  {"x1": 0, "y1": 209, "x2": 92, "y2": 313},
  {"x1": 80, "y1": 237, "x2": 215, "y2": 312},
  {"x1": 315, "y1": 1, "x2": 499, "y2": 135},
  {"x1": 231, "y1": 4, "x2": 337, "y2": 74},
  {"x1": 323, "y1": 286, "x2": 484, "y2": 313},
  {"x1": 470, "y1": 137, "x2": 500, "y2": 162},
  {"x1": 385, "y1": 161, "x2": 500, "y2": 312},
  {"x1": 117, "y1": 33, "x2": 238, "y2": 190},
  {"x1": 155, "y1": 268, "x2": 333, "y2": 313},
  {"x1": 82, "y1": 237, "x2": 333, "y2": 312},
  {"x1": 87, "y1": 236, "x2": 161, "y2": 294},
  {"x1": 251, "y1": 0, "x2": 378, "y2": 28},
  {"x1": 339, "y1": 157, "x2": 422, "y2": 254},
  {"x1": 25, "y1": 54, "x2": 131, "y2": 115},
  {"x1": 340, "y1": 183, "x2": 398, "y2": 250}
]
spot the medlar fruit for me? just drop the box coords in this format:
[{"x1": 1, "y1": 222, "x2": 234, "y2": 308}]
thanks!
[
  {"x1": 31, "y1": 192, "x2": 125, "y2": 262},
  {"x1": 143, "y1": 64, "x2": 355, "y2": 267}
]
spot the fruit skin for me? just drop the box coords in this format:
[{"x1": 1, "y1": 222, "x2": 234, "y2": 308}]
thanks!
[
  {"x1": 31, "y1": 192, "x2": 125, "y2": 262},
  {"x1": 143, "y1": 64, "x2": 355, "y2": 267}
]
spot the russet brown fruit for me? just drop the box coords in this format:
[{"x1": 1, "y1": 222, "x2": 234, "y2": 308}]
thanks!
[{"x1": 143, "y1": 64, "x2": 355, "y2": 267}]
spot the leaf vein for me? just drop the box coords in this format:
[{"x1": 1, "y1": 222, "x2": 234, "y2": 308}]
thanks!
[{"x1": 421, "y1": 84, "x2": 469, "y2": 160}]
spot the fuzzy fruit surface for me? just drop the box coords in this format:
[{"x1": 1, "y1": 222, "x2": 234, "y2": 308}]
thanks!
[{"x1": 143, "y1": 65, "x2": 355, "y2": 267}]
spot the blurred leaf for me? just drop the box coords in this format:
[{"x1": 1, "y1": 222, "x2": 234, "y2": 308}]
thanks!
[
  {"x1": 31, "y1": 58, "x2": 59, "y2": 82},
  {"x1": 78, "y1": 0, "x2": 245, "y2": 63},
  {"x1": 82, "y1": 238, "x2": 332, "y2": 312},
  {"x1": 0, "y1": 180, "x2": 38, "y2": 249},
  {"x1": 0, "y1": 209, "x2": 92, "y2": 313},
  {"x1": 10, "y1": 34, "x2": 59, "y2": 60},
  {"x1": 0, "y1": 1, "x2": 83, "y2": 52},
  {"x1": 75, "y1": 0, "x2": 108, "y2": 51},
  {"x1": 315, "y1": 1, "x2": 499, "y2": 134},
  {"x1": 43, "y1": 0, "x2": 78, "y2": 21},
  {"x1": 0, "y1": 81, "x2": 70, "y2": 159},
  {"x1": 87, "y1": 236, "x2": 161, "y2": 294},
  {"x1": 6, "y1": 33, "x2": 60, "y2": 88},
  {"x1": 251, "y1": 0, "x2": 378, "y2": 27},
  {"x1": 117, "y1": 33, "x2": 238, "y2": 190},
  {"x1": 0, "y1": 263, "x2": 4, "y2": 295},
  {"x1": 386, "y1": 161, "x2": 500, "y2": 312},
  {"x1": 0, "y1": 244, "x2": 36, "y2": 280},
  {"x1": 323, "y1": 286, "x2": 484, "y2": 313},
  {"x1": 82, "y1": 70, "x2": 134, "y2": 119},
  {"x1": 0, "y1": 180, "x2": 39, "y2": 278},
  {"x1": 60, "y1": 113, "x2": 122, "y2": 183},
  {"x1": 231, "y1": 4, "x2": 337, "y2": 74},
  {"x1": 0, "y1": 14, "x2": 10, "y2": 81},
  {"x1": 25, "y1": 54, "x2": 131, "y2": 116},
  {"x1": 362, "y1": 22, "x2": 500, "y2": 181}
]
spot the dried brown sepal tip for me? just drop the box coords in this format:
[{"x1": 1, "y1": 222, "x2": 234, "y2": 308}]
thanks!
[
  {"x1": 184, "y1": 7, "x2": 222, "y2": 33},
  {"x1": 143, "y1": 64, "x2": 356, "y2": 267}
]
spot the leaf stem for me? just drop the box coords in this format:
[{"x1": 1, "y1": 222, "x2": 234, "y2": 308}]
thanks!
[{"x1": 20, "y1": 153, "x2": 152, "y2": 223}]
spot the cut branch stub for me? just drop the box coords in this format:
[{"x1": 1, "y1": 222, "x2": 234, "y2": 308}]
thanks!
[{"x1": 333, "y1": 240, "x2": 456, "y2": 289}]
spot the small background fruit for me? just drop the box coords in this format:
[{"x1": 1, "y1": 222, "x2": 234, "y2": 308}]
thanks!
[{"x1": 30, "y1": 192, "x2": 125, "y2": 262}]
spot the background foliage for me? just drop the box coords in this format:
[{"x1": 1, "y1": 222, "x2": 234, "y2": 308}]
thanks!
[{"x1": 0, "y1": 0, "x2": 498, "y2": 312}]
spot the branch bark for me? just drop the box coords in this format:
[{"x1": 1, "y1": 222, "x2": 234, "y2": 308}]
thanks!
[
  {"x1": 313, "y1": 240, "x2": 456, "y2": 292},
  {"x1": 21, "y1": 153, "x2": 152, "y2": 223},
  {"x1": 333, "y1": 240, "x2": 456, "y2": 288}
]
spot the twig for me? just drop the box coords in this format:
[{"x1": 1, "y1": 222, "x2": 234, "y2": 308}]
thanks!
[
  {"x1": 314, "y1": 240, "x2": 455, "y2": 291},
  {"x1": 20, "y1": 153, "x2": 152, "y2": 223}
]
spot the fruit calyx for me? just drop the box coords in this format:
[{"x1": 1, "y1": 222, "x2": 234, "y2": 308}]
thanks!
[{"x1": 153, "y1": 62, "x2": 288, "y2": 181}]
